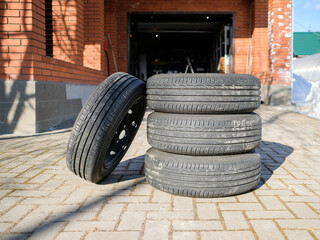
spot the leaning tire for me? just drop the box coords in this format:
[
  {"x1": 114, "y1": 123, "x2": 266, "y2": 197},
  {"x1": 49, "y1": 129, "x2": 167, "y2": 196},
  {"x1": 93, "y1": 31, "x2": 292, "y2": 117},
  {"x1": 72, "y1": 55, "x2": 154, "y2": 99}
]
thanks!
[
  {"x1": 147, "y1": 112, "x2": 261, "y2": 156},
  {"x1": 66, "y1": 72, "x2": 146, "y2": 183},
  {"x1": 145, "y1": 148, "x2": 261, "y2": 198},
  {"x1": 147, "y1": 73, "x2": 261, "y2": 113}
]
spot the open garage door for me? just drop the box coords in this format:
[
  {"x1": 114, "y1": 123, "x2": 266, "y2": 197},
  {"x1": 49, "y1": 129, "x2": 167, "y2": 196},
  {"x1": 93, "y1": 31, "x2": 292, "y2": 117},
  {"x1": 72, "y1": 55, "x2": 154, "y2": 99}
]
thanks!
[{"x1": 128, "y1": 13, "x2": 234, "y2": 80}]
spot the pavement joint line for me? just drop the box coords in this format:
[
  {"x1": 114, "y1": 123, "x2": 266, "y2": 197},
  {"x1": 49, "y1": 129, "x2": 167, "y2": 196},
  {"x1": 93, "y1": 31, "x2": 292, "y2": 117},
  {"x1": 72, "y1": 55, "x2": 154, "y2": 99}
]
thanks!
[
  {"x1": 242, "y1": 210, "x2": 259, "y2": 240},
  {"x1": 273, "y1": 218, "x2": 288, "y2": 239},
  {"x1": 216, "y1": 202, "x2": 226, "y2": 230},
  {"x1": 308, "y1": 229, "x2": 318, "y2": 239},
  {"x1": 24, "y1": 169, "x2": 47, "y2": 184}
]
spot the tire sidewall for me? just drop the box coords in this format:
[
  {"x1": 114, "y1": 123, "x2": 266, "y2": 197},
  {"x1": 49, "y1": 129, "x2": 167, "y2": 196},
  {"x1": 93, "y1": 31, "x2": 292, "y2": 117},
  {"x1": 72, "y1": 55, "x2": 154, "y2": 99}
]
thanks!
[{"x1": 89, "y1": 84, "x2": 146, "y2": 182}]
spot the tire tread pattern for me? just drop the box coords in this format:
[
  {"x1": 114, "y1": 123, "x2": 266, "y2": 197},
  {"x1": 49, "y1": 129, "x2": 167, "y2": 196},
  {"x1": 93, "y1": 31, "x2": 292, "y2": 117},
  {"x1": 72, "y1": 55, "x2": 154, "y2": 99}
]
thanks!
[
  {"x1": 145, "y1": 148, "x2": 261, "y2": 197},
  {"x1": 147, "y1": 112, "x2": 262, "y2": 155},
  {"x1": 147, "y1": 73, "x2": 261, "y2": 113}
]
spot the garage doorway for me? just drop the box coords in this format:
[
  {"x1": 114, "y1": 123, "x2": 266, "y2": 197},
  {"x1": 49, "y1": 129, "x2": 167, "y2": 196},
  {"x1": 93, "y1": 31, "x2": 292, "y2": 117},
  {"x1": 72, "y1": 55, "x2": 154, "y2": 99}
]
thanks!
[{"x1": 128, "y1": 13, "x2": 234, "y2": 80}]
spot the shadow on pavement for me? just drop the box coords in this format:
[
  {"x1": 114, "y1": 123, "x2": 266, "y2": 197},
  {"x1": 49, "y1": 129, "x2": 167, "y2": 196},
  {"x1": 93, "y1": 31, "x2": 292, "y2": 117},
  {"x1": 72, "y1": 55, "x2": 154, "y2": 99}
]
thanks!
[
  {"x1": 5, "y1": 156, "x2": 147, "y2": 239},
  {"x1": 98, "y1": 154, "x2": 146, "y2": 185},
  {"x1": 6, "y1": 179, "x2": 147, "y2": 239},
  {"x1": 256, "y1": 140, "x2": 294, "y2": 189}
]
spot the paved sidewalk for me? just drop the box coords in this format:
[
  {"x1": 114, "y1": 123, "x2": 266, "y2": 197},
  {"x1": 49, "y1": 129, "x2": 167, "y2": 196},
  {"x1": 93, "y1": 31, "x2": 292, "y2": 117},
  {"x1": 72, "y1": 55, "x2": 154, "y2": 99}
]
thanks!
[{"x1": 0, "y1": 106, "x2": 320, "y2": 240}]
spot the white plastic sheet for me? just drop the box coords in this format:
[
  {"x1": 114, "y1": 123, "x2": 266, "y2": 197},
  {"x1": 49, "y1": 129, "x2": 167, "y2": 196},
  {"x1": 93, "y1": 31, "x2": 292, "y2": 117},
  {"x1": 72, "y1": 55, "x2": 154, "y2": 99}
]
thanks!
[{"x1": 292, "y1": 53, "x2": 320, "y2": 119}]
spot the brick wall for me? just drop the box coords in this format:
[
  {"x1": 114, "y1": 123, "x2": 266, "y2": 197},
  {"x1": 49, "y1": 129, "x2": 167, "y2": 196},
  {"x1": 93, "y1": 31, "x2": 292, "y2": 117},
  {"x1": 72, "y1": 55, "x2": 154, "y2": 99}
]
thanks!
[
  {"x1": 0, "y1": 0, "x2": 106, "y2": 84},
  {"x1": 268, "y1": 0, "x2": 292, "y2": 85},
  {"x1": 250, "y1": 0, "x2": 270, "y2": 84},
  {"x1": 83, "y1": 0, "x2": 104, "y2": 71},
  {"x1": 0, "y1": 0, "x2": 33, "y2": 81}
]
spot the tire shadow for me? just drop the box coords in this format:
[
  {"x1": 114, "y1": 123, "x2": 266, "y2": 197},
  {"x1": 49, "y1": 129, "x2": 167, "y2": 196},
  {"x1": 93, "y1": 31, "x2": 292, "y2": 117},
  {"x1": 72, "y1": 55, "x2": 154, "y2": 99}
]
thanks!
[
  {"x1": 98, "y1": 155, "x2": 146, "y2": 185},
  {"x1": 255, "y1": 141, "x2": 294, "y2": 189},
  {"x1": 98, "y1": 141, "x2": 294, "y2": 190}
]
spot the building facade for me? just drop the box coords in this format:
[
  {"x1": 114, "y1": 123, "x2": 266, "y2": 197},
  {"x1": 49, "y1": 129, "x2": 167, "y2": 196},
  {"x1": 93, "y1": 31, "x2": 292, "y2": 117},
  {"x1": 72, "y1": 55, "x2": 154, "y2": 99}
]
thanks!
[{"x1": 0, "y1": 0, "x2": 292, "y2": 135}]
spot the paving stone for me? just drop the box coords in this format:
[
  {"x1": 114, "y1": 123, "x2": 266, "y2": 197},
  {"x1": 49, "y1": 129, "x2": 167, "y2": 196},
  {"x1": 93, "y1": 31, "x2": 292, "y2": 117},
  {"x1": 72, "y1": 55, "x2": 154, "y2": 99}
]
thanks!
[
  {"x1": 0, "y1": 222, "x2": 14, "y2": 233},
  {"x1": 201, "y1": 231, "x2": 255, "y2": 240},
  {"x1": 0, "y1": 205, "x2": 33, "y2": 222},
  {"x1": 78, "y1": 196, "x2": 106, "y2": 212},
  {"x1": 63, "y1": 190, "x2": 90, "y2": 204},
  {"x1": 10, "y1": 212, "x2": 49, "y2": 233},
  {"x1": 118, "y1": 211, "x2": 145, "y2": 230},
  {"x1": 237, "y1": 192, "x2": 259, "y2": 202},
  {"x1": 0, "y1": 183, "x2": 38, "y2": 190},
  {"x1": 20, "y1": 197, "x2": 64, "y2": 205},
  {"x1": 56, "y1": 232, "x2": 84, "y2": 240},
  {"x1": 85, "y1": 231, "x2": 140, "y2": 240},
  {"x1": 284, "y1": 230, "x2": 314, "y2": 240},
  {"x1": 9, "y1": 190, "x2": 51, "y2": 197},
  {"x1": 9, "y1": 164, "x2": 32, "y2": 173},
  {"x1": 173, "y1": 220, "x2": 223, "y2": 230},
  {"x1": 38, "y1": 179, "x2": 64, "y2": 191},
  {"x1": 283, "y1": 179, "x2": 318, "y2": 185},
  {"x1": 99, "y1": 203, "x2": 125, "y2": 220},
  {"x1": 279, "y1": 196, "x2": 320, "y2": 203},
  {"x1": 277, "y1": 219, "x2": 320, "y2": 229},
  {"x1": 127, "y1": 203, "x2": 171, "y2": 211},
  {"x1": 310, "y1": 202, "x2": 320, "y2": 210},
  {"x1": 255, "y1": 189, "x2": 294, "y2": 196},
  {"x1": 196, "y1": 196, "x2": 237, "y2": 203},
  {"x1": 172, "y1": 232, "x2": 196, "y2": 240},
  {"x1": 132, "y1": 183, "x2": 152, "y2": 196},
  {"x1": 250, "y1": 220, "x2": 285, "y2": 240},
  {"x1": 0, "y1": 197, "x2": 22, "y2": 213},
  {"x1": 143, "y1": 220, "x2": 170, "y2": 240},
  {"x1": 288, "y1": 185, "x2": 315, "y2": 196},
  {"x1": 52, "y1": 210, "x2": 97, "y2": 221},
  {"x1": 32, "y1": 204, "x2": 79, "y2": 214},
  {"x1": 173, "y1": 196, "x2": 193, "y2": 211},
  {"x1": 289, "y1": 171, "x2": 311, "y2": 179},
  {"x1": 147, "y1": 211, "x2": 194, "y2": 220},
  {"x1": 286, "y1": 203, "x2": 319, "y2": 218},
  {"x1": 108, "y1": 196, "x2": 149, "y2": 203},
  {"x1": 0, "y1": 233, "x2": 29, "y2": 240},
  {"x1": 258, "y1": 196, "x2": 286, "y2": 210},
  {"x1": 152, "y1": 189, "x2": 171, "y2": 203},
  {"x1": 219, "y1": 203, "x2": 263, "y2": 211},
  {"x1": 28, "y1": 222, "x2": 65, "y2": 240},
  {"x1": 246, "y1": 210, "x2": 294, "y2": 219},
  {"x1": 64, "y1": 220, "x2": 117, "y2": 231},
  {"x1": 196, "y1": 203, "x2": 219, "y2": 219},
  {"x1": 222, "y1": 211, "x2": 250, "y2": 230}
]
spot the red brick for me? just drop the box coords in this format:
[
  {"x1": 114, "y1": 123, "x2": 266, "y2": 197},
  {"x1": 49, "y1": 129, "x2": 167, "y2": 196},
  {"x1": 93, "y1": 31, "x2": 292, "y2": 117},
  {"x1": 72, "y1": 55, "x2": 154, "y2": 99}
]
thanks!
[
  {"x1": 1, "y1": 24, "x2": 21, "y2": 32},
  {"x1": 0, "y1": 10, "x2": 20, "y2": 17},
  {"x1": 1, "y1": 39, "x2": 20, "y2": 45}
]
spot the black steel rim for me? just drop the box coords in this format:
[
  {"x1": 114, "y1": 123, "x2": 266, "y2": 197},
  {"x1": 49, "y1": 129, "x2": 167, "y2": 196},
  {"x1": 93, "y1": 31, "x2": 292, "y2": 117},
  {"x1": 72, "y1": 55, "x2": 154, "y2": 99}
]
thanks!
[{"x1": 104, "y1": 98, "x2": 145, "y2": 170}]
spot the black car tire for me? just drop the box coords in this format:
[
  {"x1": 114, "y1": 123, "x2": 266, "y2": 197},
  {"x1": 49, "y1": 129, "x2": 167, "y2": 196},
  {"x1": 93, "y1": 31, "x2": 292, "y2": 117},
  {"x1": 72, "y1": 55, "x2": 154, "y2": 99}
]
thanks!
[
  {"x1": 66, "y1": 72, "x2": 146, "y2": 183},
  {"x1": 145, "y1": 148, "x2": 261, "y2": 198},
  {"x1": 147, "y1": 73, "x2": 261, "y2": 113},
  {"x1": 147, "y1": 112, "x2": 261, "y2": 156}
]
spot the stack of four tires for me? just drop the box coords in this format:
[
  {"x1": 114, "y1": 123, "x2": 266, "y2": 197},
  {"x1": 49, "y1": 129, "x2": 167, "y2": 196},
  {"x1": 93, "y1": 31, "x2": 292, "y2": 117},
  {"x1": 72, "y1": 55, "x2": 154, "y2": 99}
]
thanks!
[{"x1": 145, "y1": 74, "x2": 262, "y2": 197}]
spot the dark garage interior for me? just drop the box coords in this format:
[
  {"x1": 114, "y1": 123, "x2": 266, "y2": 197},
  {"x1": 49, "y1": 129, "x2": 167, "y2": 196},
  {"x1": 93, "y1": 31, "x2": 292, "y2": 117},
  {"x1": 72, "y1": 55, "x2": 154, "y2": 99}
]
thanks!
[{"x1": 129, "y1": 13, "x2": 233, "y2": 80}]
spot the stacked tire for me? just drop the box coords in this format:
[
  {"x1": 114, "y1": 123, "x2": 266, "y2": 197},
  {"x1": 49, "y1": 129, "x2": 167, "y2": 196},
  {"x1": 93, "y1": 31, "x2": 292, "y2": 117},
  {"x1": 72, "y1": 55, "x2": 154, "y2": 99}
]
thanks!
[{"x1": 145, "y1": 74, "x2": 262, "y2": 197}]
